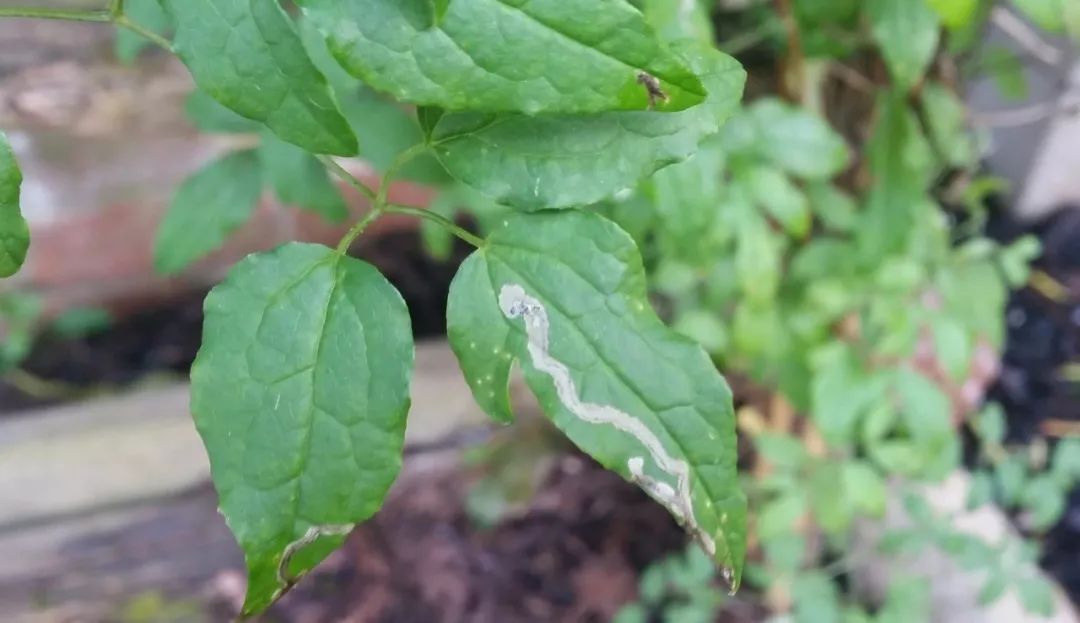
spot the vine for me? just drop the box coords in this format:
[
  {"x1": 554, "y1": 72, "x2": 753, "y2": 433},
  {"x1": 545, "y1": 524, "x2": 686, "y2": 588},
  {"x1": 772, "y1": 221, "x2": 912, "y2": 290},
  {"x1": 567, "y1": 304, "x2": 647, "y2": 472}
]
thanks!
[{"x1": 0, "y1": 0, "x2": 748, "y2": 615}]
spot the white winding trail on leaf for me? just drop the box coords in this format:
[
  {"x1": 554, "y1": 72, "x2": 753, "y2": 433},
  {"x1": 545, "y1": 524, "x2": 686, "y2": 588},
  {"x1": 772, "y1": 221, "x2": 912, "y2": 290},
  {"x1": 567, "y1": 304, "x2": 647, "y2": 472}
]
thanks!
[{"x1": 498, "y1": 284, "x2": 717, "y2": 558}]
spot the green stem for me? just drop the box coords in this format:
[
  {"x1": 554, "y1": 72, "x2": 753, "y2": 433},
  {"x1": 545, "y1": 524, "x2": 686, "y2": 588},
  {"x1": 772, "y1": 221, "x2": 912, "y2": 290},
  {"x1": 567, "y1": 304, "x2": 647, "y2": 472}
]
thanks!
[
  {"x1": 114, "y1": 14, "x2": 173, "y2": 52},
  {"x1": 376, "y1": 143, "x2": 429, "y2": 209},
  {"x1": 319, "y1": 156, "x2": 377, "y2": 202},
  {"x1": 385, "y1": 203, "x2": 485, "y2": 248},
  {"x1": 0, "y1": 7, "x2": 111, "y2": 22},
  {"x1": 109, "y1": 0, "x2": 124, "y2": 18},
  {"x1": 335, "y1": 209, "x2": 382, "y2": 254},
  {"x1": 325, "y1": 145, "x2": 479, "y2": 254}
]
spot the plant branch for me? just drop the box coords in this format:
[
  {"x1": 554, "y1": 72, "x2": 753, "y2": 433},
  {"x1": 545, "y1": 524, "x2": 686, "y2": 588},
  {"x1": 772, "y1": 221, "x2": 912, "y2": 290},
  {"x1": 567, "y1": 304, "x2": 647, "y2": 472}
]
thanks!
[
  {"x1": 376, "y1": 143, "x2": 429, "y2": 209},
  {"x1": 990, "y1": 6, "x2": 1064, "y2": 67},
  {"x1": 335, "y1": 209, "x2": 382, "y2": 254},
  {"x1": 114, "y1": 15, "x2": 173, "y2": 52},
  {"x1": 319, "y1": 156, "x2": 378, "y2": 202},
  {"x1": 385, "y1": 203, "x2": 485, "y2": 248},
  {"x1": 0, "y1": 7, "x2": 111, "y2": 22},
  {"x1": 773, "y1": 0, "x2": 806, "y2": 103}
]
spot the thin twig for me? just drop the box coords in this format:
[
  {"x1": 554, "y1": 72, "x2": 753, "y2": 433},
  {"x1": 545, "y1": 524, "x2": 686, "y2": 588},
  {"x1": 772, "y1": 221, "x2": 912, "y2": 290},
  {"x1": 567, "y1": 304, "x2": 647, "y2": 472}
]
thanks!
[
  {"x1": 971, "y1": 92, "x2": 1080, "y2": 127},
  {"x1": 990, "y1": 6, "x2": 1064, "y2": 67},
  {"x1": 385, "y1": 203, "x2": 485, "y2": 248},
  {"x1": 773, "y1": 0, "x2": 805, "y2": 102},
  {"x1": 0, "y1": 7, "x2": 111, "y2": 22},
  {"x1": 319, "y1": 156, "x2": 377, "y2": 202},
  {"x1": 114, "y1": 15, "x2": 173, "y2": 52},
  {"x1": 376, "y1": 144, "x2": 429, "y2": 209},
  {"x1": 829, "y1": 62, "x2": 876, "y2": 95}
]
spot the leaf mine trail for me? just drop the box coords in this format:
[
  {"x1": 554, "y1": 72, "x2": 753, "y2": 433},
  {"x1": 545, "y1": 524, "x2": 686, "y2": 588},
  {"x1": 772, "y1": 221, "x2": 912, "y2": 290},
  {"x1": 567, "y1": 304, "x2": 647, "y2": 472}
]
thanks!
[{"x1": 498, "y1": 284, "x2": 718, "y2": 558}]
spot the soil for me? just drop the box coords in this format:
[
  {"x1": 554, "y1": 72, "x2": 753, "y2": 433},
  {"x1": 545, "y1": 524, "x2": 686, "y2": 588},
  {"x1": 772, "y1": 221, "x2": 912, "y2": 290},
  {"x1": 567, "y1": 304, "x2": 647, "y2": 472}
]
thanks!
[
  {"x1": 987, "y1": 206, "x2": 1080, "y2": 604},
  {"x1": 212, "y1": 449, "x2": 764, "y2": 623}
]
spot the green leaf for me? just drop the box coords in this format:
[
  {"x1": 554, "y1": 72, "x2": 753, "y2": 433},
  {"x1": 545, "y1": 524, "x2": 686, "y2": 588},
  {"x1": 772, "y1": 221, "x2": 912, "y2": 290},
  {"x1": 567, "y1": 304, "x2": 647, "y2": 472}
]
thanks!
[
  {"x1": 297, "y1": 0, "x2": 707, "y2": 114},
  {"x1": 674, "y1": 310, "x2": 729, "y2": 354},
  {"x1": 844, "y1": 461, "x2": 887, "y2": 517},
  {"x1": 973, "y1": 403, "x2": 1006, "y2": 446},
  {"x1": 735, "y1": 99, "x2": 851, "y2": 180},
  {"x1": 876, "y1": 577, "x2": 930, "y2": 623},
  {"x1": 420, "y1": 191, "x2": 459, "y2": 262},
  {"x1": 811, "y1": 348, "x2": 885, "y2": 446},
  {"x1": 259, "y1": 133, "x2": 347, "y2": 223},
  {"x1": 1051, "y1": 438, "x2": 1080, "y2": 485},
  {"x1": 192, "y1": 243, "x2": 413, "y2": 614},
  {"x1": 858, "y1": 93, "x2": 934, "y2": 259},
  {"x1": 868, "y1": 0, "x2": 941, "y2": 90},
  {"x1": 871, "y1": 441, "x2": 925, "y2": 476},
  {"x1": 977, "y1": 570, "x2": 1009, "y2": 606},
  {"x1": 427, "y1": 44, "x2": 745, "y2": 210},
  {"x1": 50, "y1": 307, "x2": 112, "y2": 338},
  {"x1": 763, "y1": 533, "x2": 807, "y2": 573},
  {"x1": 342, "y1": 90, "x2": 450, "y2": 185},
  {"x1": 115, "y1": 0, "x2": 171, "y2": 63},
  {"x1": 613, "y1": 604, "x2": 648, "y2": 623},
  {"x1": 162, "y1": 0, "x2": 357, "y2": 156},
  {"x1": 1012, "y1": 0, "x2": 1067, "y2": 32},
  {"x1": 926, "y1": 0, "x2": 979, "y2": 28},
  {"x1": 922, "y1": 83, "x2": 978, "y2": 168},
  {"x1": 758, "y1": 491, "x2": 808, "y2": 539},
  {"x1": 651, "y1": 141, "x2": 727, "y2": 262},
  {"x1": 447, "y1": 210, "x2": 746, "y2": 585},
  {"x1": 793, "y1": 572, "x2": 842, "y2": 623},
  {"x1": 739, "y1": 165, "x2": 811, "y2": 238},
  {"x1": 984, "y1": 46, "x2": 1029, "y2": 101},
  {"x1": 0, "y1": 132, "x2": 28, "y2": 278},
  {"x1": 1021, "y1": 474, "x2": 1066, "y2": 530},
  {"x1": 895, "y1": 368, "x2": 952, "y2": 440},
  {"x1": 754, "y1": 433, "x2": 809, "y2": 471},
  {"x1": 642, "y1": 0, "x2": 716, "y2": 43},
  {"x1": 153, "y1": 151, "x2": 263, "y2": 274},
  {"x1": 932, "y1": 317, "x2": 972, "y2": 381},
  {"x1": 295, "y1": 19, "x2": 450, "y2": 185},
  {"x1": 995, "y1": 455, "x2": 1028, "y2": 506},
  {"x1": 732, "y1": 198, "x2": 782, "y2": 305},
  {"x1": 0, "y1": 293, "x2": 41, "y2": 370},
  {"x1": 811, "y1": 462, "x2": 852, "y2": 534},
  {"x1": 185, "y1": 89, "x2": 262, "y2": 134},
  {"x1": 967, "y1": 470, "x2": 994, "y2": 509},
  {"x1": 805, "y1": 183, "x2": 857, "y2": 233},
  {"x1": 1016, "y1": 576, "x2": 1055, "y2": 617}
]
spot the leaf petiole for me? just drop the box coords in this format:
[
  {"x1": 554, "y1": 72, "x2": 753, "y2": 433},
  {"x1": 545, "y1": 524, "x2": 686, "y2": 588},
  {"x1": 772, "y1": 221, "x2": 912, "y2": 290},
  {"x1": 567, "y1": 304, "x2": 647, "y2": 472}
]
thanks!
[
  {"x1": 384, "y1": 203, "x2": 484, "y2": 248},
  {"x1": 114, "y1": 14, "x2": 173, "y2": 52},
  {"x1": 324, "y1": 146, "x2": 483, "y2": 252},
  {"x1": 0, "y1": 7, "x2": 111, "y2": 22},
  {"x1": 335, "y1": 208, "x2": 382, "y2": 254}
]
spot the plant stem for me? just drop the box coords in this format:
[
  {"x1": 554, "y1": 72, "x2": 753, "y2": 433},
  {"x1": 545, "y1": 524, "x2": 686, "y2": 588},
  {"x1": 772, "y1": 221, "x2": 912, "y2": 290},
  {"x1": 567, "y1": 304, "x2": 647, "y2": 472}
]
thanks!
[
  {"x1": 0, "y1": 7, "x2": 111, "y2": 22},
  {"x1": 319, "y1": 156, "x2": 377, "y2": 202},
  {"x1": 386, "y1": 204, "x2": 485, "y2": 248},
  {"x1": 324, "y1": 144, "x2": 482, "y2": 254},
  {"x1": 115, "y1": 15, "x2": 173, "y2": 52},
  {"x1": 376, "y1": 143, "x2": 429, "y2": 209},
  {"x1": 109, "y1": 0, "x2": 124, "y2": 18},
  {"x1": 335, "y1": 208, "x2": 382, "y2": 254}
]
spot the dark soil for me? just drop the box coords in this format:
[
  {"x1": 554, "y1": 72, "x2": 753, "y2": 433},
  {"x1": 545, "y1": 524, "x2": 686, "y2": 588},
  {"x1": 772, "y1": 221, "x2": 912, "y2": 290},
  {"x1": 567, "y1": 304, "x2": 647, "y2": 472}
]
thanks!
[
  {"x1": 987, "y1": 206, "x2": 1080, "y2": 604},
  {"x1": 226, "y1": 449, "x2": 763, "y2": 623}
]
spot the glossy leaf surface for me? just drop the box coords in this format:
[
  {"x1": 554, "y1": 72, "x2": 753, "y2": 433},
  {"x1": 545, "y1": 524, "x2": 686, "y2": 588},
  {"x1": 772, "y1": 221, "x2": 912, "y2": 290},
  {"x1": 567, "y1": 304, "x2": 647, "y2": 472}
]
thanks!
[
  {"x1": 192, "y1": 243, "x2": 413, "y2": 614},
  {"x1": 447, "y1": 210, "x2": 746, "y2": 585}
]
